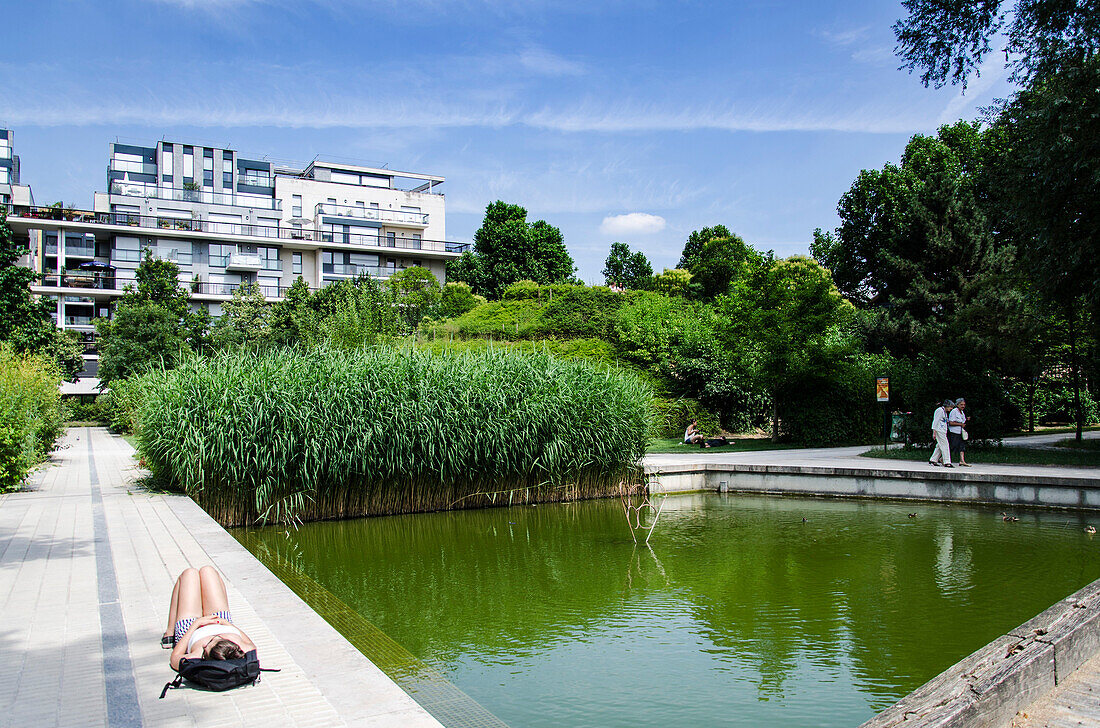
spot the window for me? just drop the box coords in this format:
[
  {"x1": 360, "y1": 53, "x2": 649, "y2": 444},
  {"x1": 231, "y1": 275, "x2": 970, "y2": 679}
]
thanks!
[
  {"x1": 386, "y1": 232, "x2": 396, "y2": 247},
  {"x1": 0, "y1": 168, "x2": 7, "y2": 185},
  {"x1": 239, "y1": 168, "x2": 271, "y2": 187},
  {"x1": 183, "y1": 148, "x2": 194, "y2": 181},
  {"x1": 203, "y1": 148, "x2": 213, "y2": 160},
  {"x1": 291, "y1": 195, "x2": 302, "y2": 218},
  {"x1": 258, "y1": 246, "x2": 280, "y2": 270},
  {"x1": 160, "y1": 148, "x2": 173, "y2": 182},
  {"x1": 222, "y1": 158, "x2": 233, "y2": 187},
  {"x1": 292, "y1": 252, "x2": 302, "y2": 275}
]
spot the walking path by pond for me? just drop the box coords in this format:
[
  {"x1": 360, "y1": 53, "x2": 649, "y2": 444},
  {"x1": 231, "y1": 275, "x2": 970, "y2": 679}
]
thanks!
[
  {"x1": 0, "y1": 428, "x2": 441, "y2": 728},
  {"x1": 1, "y1": 427, "x2": 1097, "y2": 727}
]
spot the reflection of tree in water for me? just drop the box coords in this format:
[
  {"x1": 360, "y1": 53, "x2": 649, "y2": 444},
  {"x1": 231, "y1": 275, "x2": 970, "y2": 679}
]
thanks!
[{"x1": 235, "y1": 495, "x2": 1100, "y2": 709}]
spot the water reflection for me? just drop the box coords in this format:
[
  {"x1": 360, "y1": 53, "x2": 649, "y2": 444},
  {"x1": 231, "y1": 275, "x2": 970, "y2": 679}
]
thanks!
[{"x1": 236, "y1": 494, "x2": 1099, "y2": 728}]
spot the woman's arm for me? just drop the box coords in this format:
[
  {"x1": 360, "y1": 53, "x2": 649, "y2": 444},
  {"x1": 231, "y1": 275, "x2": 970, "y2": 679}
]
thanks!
[{"x1": 169, "y1": 615, "x2": 223, "y2": 670}]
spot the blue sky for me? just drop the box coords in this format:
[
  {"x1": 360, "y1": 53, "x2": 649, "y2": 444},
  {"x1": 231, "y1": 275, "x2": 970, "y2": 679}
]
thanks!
[{"x1": 1, "y1": 0, "x2": 1015, "y2": 282}]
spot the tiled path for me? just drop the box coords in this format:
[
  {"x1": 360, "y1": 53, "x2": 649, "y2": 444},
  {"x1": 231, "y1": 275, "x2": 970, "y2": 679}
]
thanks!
[{"x1": 0, "y1": 428, "x2": 442, "y2": 728}]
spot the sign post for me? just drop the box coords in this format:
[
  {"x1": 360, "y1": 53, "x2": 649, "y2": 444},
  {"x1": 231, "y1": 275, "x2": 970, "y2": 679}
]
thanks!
[{"x1": 876, "y1": 376, "x2": 890, "y2": 452}]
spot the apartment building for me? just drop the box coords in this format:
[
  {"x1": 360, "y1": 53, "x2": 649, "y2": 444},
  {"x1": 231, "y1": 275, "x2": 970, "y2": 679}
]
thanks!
[
  {"x1": 0, "y1": 129, "x2": 33, "y2": 207},
  {"x1": 5, "y1": 135, "x2": 467, "y2": 375}
]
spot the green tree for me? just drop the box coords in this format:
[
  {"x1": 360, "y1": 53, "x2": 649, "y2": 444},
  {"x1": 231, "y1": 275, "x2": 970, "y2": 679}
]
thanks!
[
  {"x1": 212, "y1": 282, "x2": 272, "y2": 350},
  {"x1": 812, "y1": 122, "x2": 1024, "y2": 361},
  {"x1": 438, "y1": 281, "x2": 480, "y2": 319},
  {"x1": 0, "y1": 211, "x2": 83, "y2": 379},
  {"x1": 270, "y1": 276, "x2": 313, "y2": 346},
  {"x1": 894, "y1": 0, "x2": 1100, "y2": 88},
  {"x1": 677, "y1": 225, "x2": 732, "y2": 270},
  {"x1": 96, "y1": 302, "x2": 188, "y2": 385},
  {"x1": 686, "y1": 234, "x2": 764, "y2": 300},
  {"x1": 387, "y1": 266, "x2": 441, "y2": 329},
  {"x1": 450, "y1": 201, "x2": 575, "y2": 299},
  {"x1": 602, "y1": 242, "x2": 653, "y2": 290},
  {"x1": 121, "y1": 250, "x2": 191, "y2": 319},
  {"x1": 720, "y1": 256, "x2": 854, "y2": 441},
  {"x1": 652, "y1": 268, "x2": 693, "y2": 297}
]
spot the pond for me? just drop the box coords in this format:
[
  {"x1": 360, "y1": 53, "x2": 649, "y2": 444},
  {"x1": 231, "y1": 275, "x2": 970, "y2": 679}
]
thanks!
[{"x1": 235, "y1": 493, "x2": 1100, "y2": 727}]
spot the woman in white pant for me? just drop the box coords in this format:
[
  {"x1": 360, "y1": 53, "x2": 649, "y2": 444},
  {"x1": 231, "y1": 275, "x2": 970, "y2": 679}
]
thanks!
[{"x1": 929, "y1": 399, "x2": 954, "y2": 467}]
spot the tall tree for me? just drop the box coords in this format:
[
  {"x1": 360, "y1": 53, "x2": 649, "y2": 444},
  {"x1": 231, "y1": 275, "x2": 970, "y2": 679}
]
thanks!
[
  {"x1": 602, "y1": 242, "x2": 653, "y2": 290},
  {"x1": 387, "y1": 266, "x2": 442, "y2": 328},
  {"x1": 811, "y1": 122, "x2": 1026, "y2": 363},
  {"x1": 895, "y1": 0, "x2": 1100, "y2": 88},
  {"x1": 0, "y1": 211, "x2": 83, "y2": 379},
  {"x1": 211, "y1": 282, "x2": 272, "y2": 350},
  {"x1": 448, "y1": 201, "x2": 575, "y2": 299},
  {"x1": 677, "y1": 225, "x2": 733, "y2": 270},
  {"x1": 686, "y1": 234, "x2": 763, "y2": 300}
]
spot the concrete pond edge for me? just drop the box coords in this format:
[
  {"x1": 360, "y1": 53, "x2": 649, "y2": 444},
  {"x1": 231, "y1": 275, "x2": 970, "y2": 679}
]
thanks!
[{"x1": 858, "y1": 577, "x2": 1100, "y2": 728}]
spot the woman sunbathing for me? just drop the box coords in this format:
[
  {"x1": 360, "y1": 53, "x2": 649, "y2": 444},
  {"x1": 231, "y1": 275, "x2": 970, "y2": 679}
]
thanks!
[{"x1": 162, "y1": 566, "x2": 257, "y2": 670}]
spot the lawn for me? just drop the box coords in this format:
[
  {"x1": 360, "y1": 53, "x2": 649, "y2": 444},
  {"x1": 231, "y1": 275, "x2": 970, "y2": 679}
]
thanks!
[
  {"x1": 646, "y1": 438, "x2": 806, "y2": 454},
  {"x1": 860, "y1": 445, "x2": 1100, "y2": 467},
  {"x1": 1054, "y1": 438, "x2": 1100, "y2": 451}
]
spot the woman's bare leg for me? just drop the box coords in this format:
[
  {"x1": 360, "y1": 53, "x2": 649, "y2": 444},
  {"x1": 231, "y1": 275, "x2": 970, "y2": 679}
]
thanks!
[
  {"x1": 198, "y1": 565, "x2": 230, "y2": 616},
  {"x1": 173, "y1": 568, "x2": 203, "y2": 630}
]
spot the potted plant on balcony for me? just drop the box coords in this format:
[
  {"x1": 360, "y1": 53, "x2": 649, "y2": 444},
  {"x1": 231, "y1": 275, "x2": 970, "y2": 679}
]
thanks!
[
  {"x1": 191, "y1": 274, "x2": 201, "y2": 293},
  {"x1": 182, "y1": 181, "x2": 201, "y2": 202},
  {"x1": 158, "y1": 218, "x2": 171, "y2": 229}
]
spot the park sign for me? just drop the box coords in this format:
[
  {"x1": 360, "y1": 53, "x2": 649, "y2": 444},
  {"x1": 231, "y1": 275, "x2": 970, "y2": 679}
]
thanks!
[{"x1": 876, "y1": 377, "x2": 889, "y2": 403}]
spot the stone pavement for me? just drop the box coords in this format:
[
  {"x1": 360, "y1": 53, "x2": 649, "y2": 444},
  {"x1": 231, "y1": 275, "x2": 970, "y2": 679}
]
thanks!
[
  {"x1": 643, "y1": 430, "x2": 1100, "y2": 481},
  {"x1": 0, "y1": 428, "x2": 443, "y2": 728}
]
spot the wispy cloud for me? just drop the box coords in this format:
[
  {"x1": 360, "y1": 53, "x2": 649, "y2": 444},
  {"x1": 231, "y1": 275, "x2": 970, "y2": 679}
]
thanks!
[
  {"x1": 599, "y1": 212, "x2": 666, "y2": 236},
  {"x1": 936, "y1": 50, "x2": 1011, "y2": 124},
  {"x1": 817, "y1": 25, "x2": 871, "y2": 47}
]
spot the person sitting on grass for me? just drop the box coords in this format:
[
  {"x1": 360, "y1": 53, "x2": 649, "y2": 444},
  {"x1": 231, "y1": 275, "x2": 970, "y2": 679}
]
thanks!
[
  {"x1": 684, "y1": 419, "x2": 709, "y2": 447},
  {"x1": 162, "y1": 566, "x2": 256, "y2": 670}
]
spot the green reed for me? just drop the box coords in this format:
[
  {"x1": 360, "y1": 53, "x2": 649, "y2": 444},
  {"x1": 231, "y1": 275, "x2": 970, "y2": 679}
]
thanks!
[{"x1": 137, "y1": 346, "x2": 652, "y2": 526}]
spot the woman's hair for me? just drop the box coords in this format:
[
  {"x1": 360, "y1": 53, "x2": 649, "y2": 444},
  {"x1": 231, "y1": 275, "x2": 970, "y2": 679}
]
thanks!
[{"x1": 206, "y1": 638, "x2": 245, "y2": 661}]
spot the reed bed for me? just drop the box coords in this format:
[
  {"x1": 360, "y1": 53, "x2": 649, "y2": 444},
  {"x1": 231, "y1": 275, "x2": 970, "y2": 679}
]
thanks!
[{"x1": 138, "y1": 346, "x2": 652, "y2": 526}]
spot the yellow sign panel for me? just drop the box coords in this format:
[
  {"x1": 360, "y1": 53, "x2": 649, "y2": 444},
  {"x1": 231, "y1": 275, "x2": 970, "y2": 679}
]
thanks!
[{"x1": 876, "y1": 377, "x2": 889, "y2": 402}]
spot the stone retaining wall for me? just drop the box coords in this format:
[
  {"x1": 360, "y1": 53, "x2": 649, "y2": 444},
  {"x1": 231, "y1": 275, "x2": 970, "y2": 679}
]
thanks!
[
  {"x1": 646, "y1": 463, "x2": 1100, "y2": 511},
  {"x1": 859, "y1": 577, "x2": 1100, "y2": 727}
]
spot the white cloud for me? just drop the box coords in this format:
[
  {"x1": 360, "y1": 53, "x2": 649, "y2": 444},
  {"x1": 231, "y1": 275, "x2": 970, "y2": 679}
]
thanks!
[
  {"x1": 599, "y1": 212, "x2": 667, "y2": 236},
  {"x1": 936, "y1": 51, "x2": 1010, "y2": 124},
  {"x1": 817, "y1": 25, "x2": 871, "y2": 47}
]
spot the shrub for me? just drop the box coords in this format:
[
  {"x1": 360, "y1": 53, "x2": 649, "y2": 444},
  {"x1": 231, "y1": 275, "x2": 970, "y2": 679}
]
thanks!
[
  {"x1": 0, "y1": 346, "x2": 63, "y2": 490},
  {"x1": 652, "y1": 398, "x2": 721, "y2": 439},
  {"x1": 100, "y1": 376, "x2": 149, "y2": 435},
  {"x1": 65, "y1": 397, "x2": 110, "y2": 423},
  {"x1": 138, "y1": 347, "x2": 653, "y2": 526}
]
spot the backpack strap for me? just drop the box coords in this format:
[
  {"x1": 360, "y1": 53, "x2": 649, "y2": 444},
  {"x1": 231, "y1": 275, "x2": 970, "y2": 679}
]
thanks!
[{"x1": 159, "y1": 674, "x2": 183, "y2": 699}]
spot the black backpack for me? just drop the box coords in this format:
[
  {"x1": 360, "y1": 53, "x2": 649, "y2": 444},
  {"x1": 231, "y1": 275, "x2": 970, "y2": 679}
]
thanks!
[{"x1": 160, "y1": 650, "x2": 276, "y2": 697}]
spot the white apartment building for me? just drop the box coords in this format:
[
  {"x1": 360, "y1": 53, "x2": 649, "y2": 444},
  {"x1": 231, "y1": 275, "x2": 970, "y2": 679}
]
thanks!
[
  {"x1": 5, "y1": 136, "x2": 467, "y2": 376},
  {"x1": 0, "y1": 129, "x2": 33, "y2": 207}
]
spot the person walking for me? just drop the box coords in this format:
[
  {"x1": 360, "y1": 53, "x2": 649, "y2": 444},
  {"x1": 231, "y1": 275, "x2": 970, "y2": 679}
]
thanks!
[
  {"x1": 929, "y1": 399, "x2": 954, "y2": 467},
  {"x1": 948, "y1": 397, "x2": 970, "y2": 466}
]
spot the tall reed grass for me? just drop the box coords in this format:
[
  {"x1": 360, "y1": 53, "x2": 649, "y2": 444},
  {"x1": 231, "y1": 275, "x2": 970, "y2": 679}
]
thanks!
[{"x1": 138, "y1": 346, "x2": 652, "y2": 526}]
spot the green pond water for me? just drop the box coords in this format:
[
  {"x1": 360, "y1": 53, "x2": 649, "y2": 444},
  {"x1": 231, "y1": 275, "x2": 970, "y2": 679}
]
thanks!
[{"x1": 235, "y1": 493, "x2": 1100, "y2": 727}]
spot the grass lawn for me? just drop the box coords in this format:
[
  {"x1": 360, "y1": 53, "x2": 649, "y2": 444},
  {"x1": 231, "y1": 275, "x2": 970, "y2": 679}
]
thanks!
[
  {"x1": 647, "y1": 438, "x2": 806, "y2": 454},
  {"x1": 860, "y1": 445, "x2": 1100, "y2": 467},
  {"x1": 1004, "y1": 425, "x2": 1100, "y2": 438},
  {"x1": 1055, "y1": 438, "x2": 1100, "y2": 451},
  {"x1": 123, "y1": 434, "x2": 139, "y2": 451}
]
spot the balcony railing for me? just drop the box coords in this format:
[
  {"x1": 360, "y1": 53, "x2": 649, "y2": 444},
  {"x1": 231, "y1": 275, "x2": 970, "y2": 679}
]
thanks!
[
  {"x1": 64, "y1": 316, "x2": 95, "y2": 327},
  {"x1": 226, "y1": 252, "x2": 262, "y2": 270},
  {"x1": 315, "y1": 202, "x2": 429, "y2": 226},
  {"x1": 322, "y1": 264, "x2": 412, "y2": 279},
  {"x1": 112, "y1": 248, "x2": 192, "y2": 264},
  {"x1": 190, "y1": 282, "x2": 290, "y2": 299},
  {"x1": 5, "y1": 204, "x2": 471, "y2": 254},
  {"x1": 34, "y1": 274, "x2": 129, "y2": 291},
  {"x1": 109, "y1": 180, "x2": 281, "y2": 210}
]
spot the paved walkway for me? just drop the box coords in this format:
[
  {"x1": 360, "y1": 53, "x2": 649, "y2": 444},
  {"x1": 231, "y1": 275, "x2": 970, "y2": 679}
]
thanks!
[
  {"x1": 0, "y1": 428, "x2": 442, "y2": 728},
  {"x1": 643, "y1": 430, "x2": 1100, "y2": 480},
  {"x1": 1013, "y1": 649, "x2": 1100, "y2": 727}
]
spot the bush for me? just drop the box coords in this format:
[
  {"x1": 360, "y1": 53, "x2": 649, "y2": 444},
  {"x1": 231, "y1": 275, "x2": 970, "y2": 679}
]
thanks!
[
  {"x1": 0, "y1": 346, "x2": 63, "y2": 490},
  {"x1": 1008, "y1": 379, "x2": 1100, "y2": 427},
  {"x1": 100, "y1": 376, "x2": 148, "y2": 435},
  {"x1": 777, "y1": 352, "x2": 889, "y2": 446},
  {"x1": 138, "y1": 347, "x2": 653, "y2": 526},
  {"x1": 65, "y1": 397, "x2": 110, "y2": 423}
]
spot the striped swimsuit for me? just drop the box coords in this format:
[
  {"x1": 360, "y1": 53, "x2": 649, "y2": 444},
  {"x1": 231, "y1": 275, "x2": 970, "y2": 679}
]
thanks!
[{"x1": 173, "y1": 611, "x2": 233, "y2": 645}]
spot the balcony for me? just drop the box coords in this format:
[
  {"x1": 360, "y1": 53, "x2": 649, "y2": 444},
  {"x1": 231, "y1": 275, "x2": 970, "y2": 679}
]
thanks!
[
  {"x1": 109, "y1": 180, "x2": 281, "y2": 211},
  {"x1": 190, "y1": 281, "x2": 288, "y2": 299},
  {"x1": 35, "y1": 274, "x2": 129, "y2": 291},
  {"x1": 315, "y1": 202, "x2": 428, "y2": 227},
  {"x1": 226, "y1": 252, "x2": 263, "y2": 271},
  {"x1": 63, "y1": 316, "x2": 95, "y2": 327},
  {"x1": 322, "y1": 264, "x2": 412, "y2": 279},
  {"x1": 113, "y1": 248, "x2": 192, "y2": 265},
  {"x1": 4, "y1": 204, "x2": 471, "y2": 254}
]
